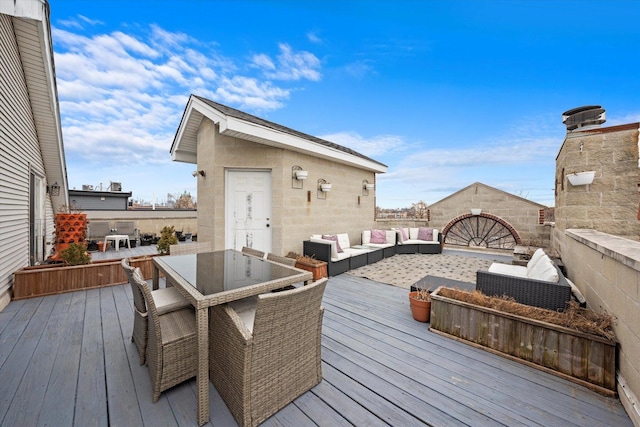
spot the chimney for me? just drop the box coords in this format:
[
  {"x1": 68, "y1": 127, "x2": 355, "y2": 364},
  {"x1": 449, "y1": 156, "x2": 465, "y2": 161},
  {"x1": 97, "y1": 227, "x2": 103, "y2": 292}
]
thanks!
[{"x1": 562, "y1": 105, "x2": 606, "y2": 132}]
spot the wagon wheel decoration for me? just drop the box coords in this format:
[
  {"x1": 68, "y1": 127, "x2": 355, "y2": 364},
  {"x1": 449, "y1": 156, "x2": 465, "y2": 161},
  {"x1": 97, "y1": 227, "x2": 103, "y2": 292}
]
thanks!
[{"x1": 442, "y1": 213, "x2": 521, "y2": 250}]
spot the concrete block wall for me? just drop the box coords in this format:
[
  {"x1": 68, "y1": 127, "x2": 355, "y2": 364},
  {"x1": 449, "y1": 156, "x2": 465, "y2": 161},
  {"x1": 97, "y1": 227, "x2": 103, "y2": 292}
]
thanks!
[
  {"x1": 429, "y1": 183, "x2": 549, "y2": 246},
  {"x1": 555, "y1": 124, "x2": 640, "y2": 240},
  {"x1": 196, "y1": 118, "x2": 377, "y2": 257},
  {"x1": 557, "y1": 229, "x2": 640, "y2": 425}
]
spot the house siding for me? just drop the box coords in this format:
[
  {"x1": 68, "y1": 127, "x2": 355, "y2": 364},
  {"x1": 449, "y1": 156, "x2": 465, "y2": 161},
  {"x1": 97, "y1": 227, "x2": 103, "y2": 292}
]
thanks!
[
  {"x1": 196, "y1": 118, "x2": 377, "y2": 256},
  {"x1": 0, "y1": 14, "x2": 54, "y2": 296}
]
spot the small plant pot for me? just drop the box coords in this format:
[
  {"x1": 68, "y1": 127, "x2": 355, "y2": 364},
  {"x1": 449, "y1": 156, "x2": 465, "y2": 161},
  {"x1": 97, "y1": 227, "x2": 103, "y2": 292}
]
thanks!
[{"x1": 409, "y1": 291, "x2": 431, "y2": 322}]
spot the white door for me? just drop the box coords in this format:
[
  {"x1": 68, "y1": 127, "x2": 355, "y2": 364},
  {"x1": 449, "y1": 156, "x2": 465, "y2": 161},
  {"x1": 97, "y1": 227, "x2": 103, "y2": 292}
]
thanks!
[
  {"x1": 29, "y1": 173, "x2": 46, "y2": 265},
  {"x1": 225, "y1": 170, "x2": 272, "y2": 252}
]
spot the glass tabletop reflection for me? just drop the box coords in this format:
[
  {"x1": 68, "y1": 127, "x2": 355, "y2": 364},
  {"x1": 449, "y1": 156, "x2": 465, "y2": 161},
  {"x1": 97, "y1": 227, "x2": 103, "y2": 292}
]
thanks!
[{"x1": 160, "y1": 249, "x2": 301, "y2": 296}]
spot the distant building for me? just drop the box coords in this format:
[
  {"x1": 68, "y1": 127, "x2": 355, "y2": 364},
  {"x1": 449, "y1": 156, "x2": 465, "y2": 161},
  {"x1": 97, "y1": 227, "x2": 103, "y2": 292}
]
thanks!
[{"x1": 69, "y1": 189, "x2": 132, "y2": 211}]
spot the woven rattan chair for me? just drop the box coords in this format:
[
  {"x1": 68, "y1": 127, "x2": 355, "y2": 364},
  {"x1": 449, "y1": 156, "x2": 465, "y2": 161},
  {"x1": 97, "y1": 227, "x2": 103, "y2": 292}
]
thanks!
[
  {"x1": 209, "y1": 278, "x2": 327, "y2": 427},
  {"x1": 266, "y1": 252, "x2": 296, "y2": 267},
  {"x1": 130, "y1": 267, "x2": 198, "y2": 402},
  {"x1": 121, "y1": 258, "x2": 190, "y2": 365},
  {"x1": 241, "y1": 246, "x2": 265, "y2": 259},
  {"x1": 169, "y1": 241, "x2": 212, "y2": 256}
]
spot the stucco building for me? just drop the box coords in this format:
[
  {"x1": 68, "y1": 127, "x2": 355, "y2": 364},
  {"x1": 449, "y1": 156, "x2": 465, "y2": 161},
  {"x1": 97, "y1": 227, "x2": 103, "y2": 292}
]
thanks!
[{"x1": 171, "y1": 95, "x2": 387, "y2": 256}]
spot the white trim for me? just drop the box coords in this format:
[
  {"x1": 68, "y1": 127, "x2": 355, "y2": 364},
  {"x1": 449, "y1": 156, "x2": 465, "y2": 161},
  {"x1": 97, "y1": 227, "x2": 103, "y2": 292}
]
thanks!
[{"x1": 172, "y1": 95, "x2": 387, "y2": 173}]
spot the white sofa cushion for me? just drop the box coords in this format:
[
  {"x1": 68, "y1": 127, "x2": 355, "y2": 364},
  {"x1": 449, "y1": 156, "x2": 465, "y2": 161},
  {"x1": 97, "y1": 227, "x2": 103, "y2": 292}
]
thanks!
[
  {"x1": 336, "y1": 233, "x2": 351, "y2": 250},
  {"x1": 526, "y1": 248, "x2": 547, "y2": 270},
  {"x1": 363, "y1": 230, "x2": 396, "y2": 247},
  {"x1": 405, "y1": 228, "x2": 439, "y2": 244},
  {"x1": 488, "y1": 263, "x2": 528, "y2": 277},
  {"x1": 527, "y1": 256, "x2": 559, "y2": 283}
]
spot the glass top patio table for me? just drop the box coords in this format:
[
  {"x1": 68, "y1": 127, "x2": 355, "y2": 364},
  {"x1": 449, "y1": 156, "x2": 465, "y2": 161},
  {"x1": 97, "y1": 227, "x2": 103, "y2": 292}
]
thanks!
[
  {"x1": 158, "y1": 249, "x2": 305, "y2": 296},
  {"x1": 152, "y1": 249, "x2": 313, "y2": 426}
]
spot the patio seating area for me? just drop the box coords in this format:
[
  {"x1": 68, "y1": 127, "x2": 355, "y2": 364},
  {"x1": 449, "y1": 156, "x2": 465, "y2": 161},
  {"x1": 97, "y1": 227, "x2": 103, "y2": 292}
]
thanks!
[{"x1": 0, "y1": 266, "x2": 631, "y2": 426}]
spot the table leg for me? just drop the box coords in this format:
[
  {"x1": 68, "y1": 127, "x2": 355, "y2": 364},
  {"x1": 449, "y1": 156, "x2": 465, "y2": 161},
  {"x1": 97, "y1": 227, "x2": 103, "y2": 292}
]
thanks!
[
  {"x1": 152, "y1": 265, "x2": 159, "y2": 291},
  {"x1": 196, "y1": 307, "x2": 209, "y2": 426}
]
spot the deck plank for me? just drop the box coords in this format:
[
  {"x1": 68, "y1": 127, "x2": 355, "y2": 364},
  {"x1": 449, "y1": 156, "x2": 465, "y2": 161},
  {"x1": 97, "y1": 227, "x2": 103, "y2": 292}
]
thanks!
[{"x1": 0, "y1": 268, "x2": 633, "y2": 427}]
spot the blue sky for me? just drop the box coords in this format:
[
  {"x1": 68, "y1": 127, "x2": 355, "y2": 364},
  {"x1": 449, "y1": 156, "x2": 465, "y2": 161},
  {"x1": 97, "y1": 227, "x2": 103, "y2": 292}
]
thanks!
[{"x1": 49, "y1": 0, "x2": 640, "y2": 208}]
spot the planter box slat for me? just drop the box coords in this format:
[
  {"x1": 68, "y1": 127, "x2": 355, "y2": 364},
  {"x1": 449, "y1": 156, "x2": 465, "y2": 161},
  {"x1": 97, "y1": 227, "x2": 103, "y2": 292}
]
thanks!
[
  {"x1": 430, "y1": 286, "x2": 617, "y2": 396},
  {"x1": 13, "y1": 256, "x2": 159, "y2": 300}
]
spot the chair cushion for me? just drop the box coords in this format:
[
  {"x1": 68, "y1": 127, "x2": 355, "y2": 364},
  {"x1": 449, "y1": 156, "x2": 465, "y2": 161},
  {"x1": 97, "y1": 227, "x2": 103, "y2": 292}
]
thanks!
[
  {"x1": 228, "y1": 296, "x2": 258, "y2": 333},
  {"x1": 526, "y1": 248, "x2": 547, "y2": 270},
  {"x1": 152, "y1": 287, "x2": 191, "y2": 315},
  {"x1": 527, "y1": 256, "x2": 559, "y2": 283},
  {"x1": 336, "y1": 233, "x2": 351, "y2": 250},
  {"x1": 488, "y1": 263, "x2": 528, "y2": 277}
]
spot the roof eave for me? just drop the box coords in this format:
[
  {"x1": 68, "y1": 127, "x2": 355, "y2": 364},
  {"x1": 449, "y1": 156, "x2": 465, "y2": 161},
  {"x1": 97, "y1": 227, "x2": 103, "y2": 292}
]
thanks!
[{"x1": 171, "y1": 96, "x2": 387, "y2": 173}]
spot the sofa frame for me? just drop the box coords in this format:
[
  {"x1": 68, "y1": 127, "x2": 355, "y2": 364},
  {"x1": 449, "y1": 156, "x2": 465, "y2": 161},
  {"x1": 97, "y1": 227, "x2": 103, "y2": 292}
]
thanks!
[{"x1": 476, "y1": 265, "x2": 572, "y2": 311}]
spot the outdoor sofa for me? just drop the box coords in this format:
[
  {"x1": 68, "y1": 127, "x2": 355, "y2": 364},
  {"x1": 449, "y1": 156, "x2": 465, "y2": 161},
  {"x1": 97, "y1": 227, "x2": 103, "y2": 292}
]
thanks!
[
  {"x1": 361, "y1": 229, "x2": 397, "y2": 261},
  {"x1": 393, "y1": 227, "x2": 443, "y2": 254},
  {"x1": 476, "y1": 248, "x2": 572, "y2": 311},
  {"x1": 303, "y1": 233, "x2": 370, "y2": 276}
]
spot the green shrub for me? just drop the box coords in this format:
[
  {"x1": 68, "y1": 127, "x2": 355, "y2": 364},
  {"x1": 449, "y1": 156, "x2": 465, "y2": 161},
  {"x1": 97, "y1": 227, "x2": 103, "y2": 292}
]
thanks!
[
  {"x1": 157, "y1": 225, "x2": 178, "y2": 255},
  {"x1": 60, "y1": 243, "x2": 91, "y2": 265}
]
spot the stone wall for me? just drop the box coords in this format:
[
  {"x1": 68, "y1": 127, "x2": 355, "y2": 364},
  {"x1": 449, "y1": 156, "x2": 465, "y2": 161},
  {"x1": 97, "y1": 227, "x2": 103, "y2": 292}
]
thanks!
[
  {"x1": 85, "y1": 210, "x2": 197, "y2": 237},
  {"x1": 196, "y1": 119, "x2": 377, "y2": 257},
  {"x1": 556, "y1": 229, "x2": 640, "y2": 425},
  {"x1": 428, "y1": 182, "x2": 550, "y2": 247},
  {"x1": 554, "y1": 123, "x2": 640, "y2": 240}
]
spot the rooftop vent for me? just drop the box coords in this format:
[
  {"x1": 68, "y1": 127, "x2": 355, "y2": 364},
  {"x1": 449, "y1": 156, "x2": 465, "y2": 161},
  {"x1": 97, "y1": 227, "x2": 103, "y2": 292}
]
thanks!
[
  {"x1": 562, "y1": 105, "x2": 606, "y2": 131},
  {"x1": 82, "y1": 184, "x2": 94, "y2": 191},
  {"x1": 110, "y1": 181, "x2": 122, "y2": 192}
]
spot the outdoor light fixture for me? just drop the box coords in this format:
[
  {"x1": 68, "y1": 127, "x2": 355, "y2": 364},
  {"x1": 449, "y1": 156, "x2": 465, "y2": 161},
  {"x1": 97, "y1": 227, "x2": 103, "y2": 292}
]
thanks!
[
  {"x1": 47, "y1": 181, "x2": 60, "y2": 196},
  {"x1": 317, "y1": 178, "x2": 331, "y2": 199},
  {"x1": 192, "y1": 170, "x2": 206, "y2": 177},
  {"x1": 292, "y1": 165, "x2": 307, "y2": 189},
  {"x1": 362, "y1": 179, "x2": 374, "y2": 196}
]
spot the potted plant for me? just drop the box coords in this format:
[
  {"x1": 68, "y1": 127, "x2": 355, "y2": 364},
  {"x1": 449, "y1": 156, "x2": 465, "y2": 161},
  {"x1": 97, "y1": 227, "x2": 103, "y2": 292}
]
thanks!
[
  {"x1": 157, "y1": 225, "x2": 179, "y2": 255},
  {"x1": 408, "y1": 286, "x2": 431, "y2": 322},
  {"x1": 289, "y1": 252, "x2": 328, "y2": 280},
  {"x1": 59, "y1": 243, "x2": 91, "y2": 265}
]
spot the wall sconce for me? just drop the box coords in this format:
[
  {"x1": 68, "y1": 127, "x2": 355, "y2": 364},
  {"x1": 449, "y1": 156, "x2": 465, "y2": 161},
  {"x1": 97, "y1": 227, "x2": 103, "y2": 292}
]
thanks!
[
  {"x1": 470, "y1": 208, "x2": 482, "y2": 215},
  {"x1": 192, "y1": 170, "x2": 206, "y2": 177},
  {"x1": 362, "y1": 179, "x2": 374, "y2": 196},
  {"x1": 317, "y1": 178, "x2": 331, "y2": 199},
  {"x1": 292, "y1": 165, "x2": 307, "y2": 189},
  {"x1": 47, "y1": 182, "x2": 60, "y2": 196}
]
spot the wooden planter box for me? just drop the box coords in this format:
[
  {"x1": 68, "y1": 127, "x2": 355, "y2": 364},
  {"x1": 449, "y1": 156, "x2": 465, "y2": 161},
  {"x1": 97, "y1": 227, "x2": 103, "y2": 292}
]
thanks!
[
  {"x1": 12, "y1": 255, "x2": 159, "y2": 300},
  {"x1": 429, "y1": 286, "x2": 617, "y2": 396},
  {"x1": 295, "y1": 260, "x2": 328, "y2": 281}
]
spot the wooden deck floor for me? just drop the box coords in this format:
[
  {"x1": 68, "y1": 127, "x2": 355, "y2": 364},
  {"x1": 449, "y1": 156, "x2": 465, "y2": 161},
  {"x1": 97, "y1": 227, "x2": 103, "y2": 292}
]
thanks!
[{"x1": 0, "y1": 273, "x2": 632, "y2": 426}]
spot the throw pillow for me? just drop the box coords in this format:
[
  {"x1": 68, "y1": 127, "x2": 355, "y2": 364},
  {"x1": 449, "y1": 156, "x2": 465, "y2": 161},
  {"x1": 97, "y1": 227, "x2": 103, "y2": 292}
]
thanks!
[
  {"x1": 322, "y1": 234, "x2": 343, "y2": 253},
  {"x1": 417, "y1": 227, "x2": 433, "y2": 241},
  {"x1": 399, "y1": 227, "x2": 408, "y2": 242},
  {"x1": 370, "y1": 229, "x2": 387, "y2": 244}
]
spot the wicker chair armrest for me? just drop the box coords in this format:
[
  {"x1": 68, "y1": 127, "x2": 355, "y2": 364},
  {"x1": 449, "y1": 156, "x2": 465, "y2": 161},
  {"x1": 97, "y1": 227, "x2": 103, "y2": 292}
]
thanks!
[{"x1": 476, "y1": 266, "x2": 572, "y2": 311}]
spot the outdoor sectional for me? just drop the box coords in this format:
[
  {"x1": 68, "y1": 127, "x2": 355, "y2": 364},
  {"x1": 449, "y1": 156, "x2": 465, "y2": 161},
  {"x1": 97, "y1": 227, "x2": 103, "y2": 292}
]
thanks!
[
  {"x1": 361, "y1": 229, "x2": 397, "y2": 259},
  {"x1": 304, "y1": 233, "x2": 370, "y2": 276},
  {"x1": 393, "y1": 227, "x2": 443, "y2": 254},
  {"x1": 476, "y1": 248, "x2": 572, "y2": 311}
]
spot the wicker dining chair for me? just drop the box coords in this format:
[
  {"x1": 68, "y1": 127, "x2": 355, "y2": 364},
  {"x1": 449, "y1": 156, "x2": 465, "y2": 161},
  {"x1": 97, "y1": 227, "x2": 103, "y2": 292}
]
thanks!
[
  {"x1": 169, "y1": 241, "x2": 212, "y2": 256},
  {"x1": 121, "y1": 258, "x2": 190, "y2": 365},
  {"x1": 241, "y1": 246, "x2": 265, "y2": 259},
  {"x1": 209, "y1": 278, "x2": 327, "y2": 427},
  {"x1": 266, "y1": 252, "x2": 297, "y2": 267},
  {"x1": 130, "y1": 267, "x2": 198, "y2": 402}
]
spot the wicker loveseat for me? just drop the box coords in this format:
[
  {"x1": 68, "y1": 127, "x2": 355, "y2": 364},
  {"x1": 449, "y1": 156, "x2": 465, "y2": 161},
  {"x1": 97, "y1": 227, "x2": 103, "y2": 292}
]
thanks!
[{"x1": 476, "y1": 248, "x2": 572, "y2": 311}]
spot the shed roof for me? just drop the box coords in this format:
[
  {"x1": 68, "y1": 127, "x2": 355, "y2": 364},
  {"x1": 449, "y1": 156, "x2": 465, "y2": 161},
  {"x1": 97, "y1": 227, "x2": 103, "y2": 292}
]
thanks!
[{"x1": 171, "y1": 95, "x2": 387, "y2": 173}]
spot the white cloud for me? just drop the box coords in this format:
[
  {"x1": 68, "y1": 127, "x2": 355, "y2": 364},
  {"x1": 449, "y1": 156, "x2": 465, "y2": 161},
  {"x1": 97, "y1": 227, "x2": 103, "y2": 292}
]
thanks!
[
  {"x1": 307, "y1": 32, "x2": 322, "y2": 44},
  {"x1": 253, "y1": 43, "x2": 322, "y2": 81},
  {"x1": 319, "y1": 131, "x2": 407, "y2": 157}
]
